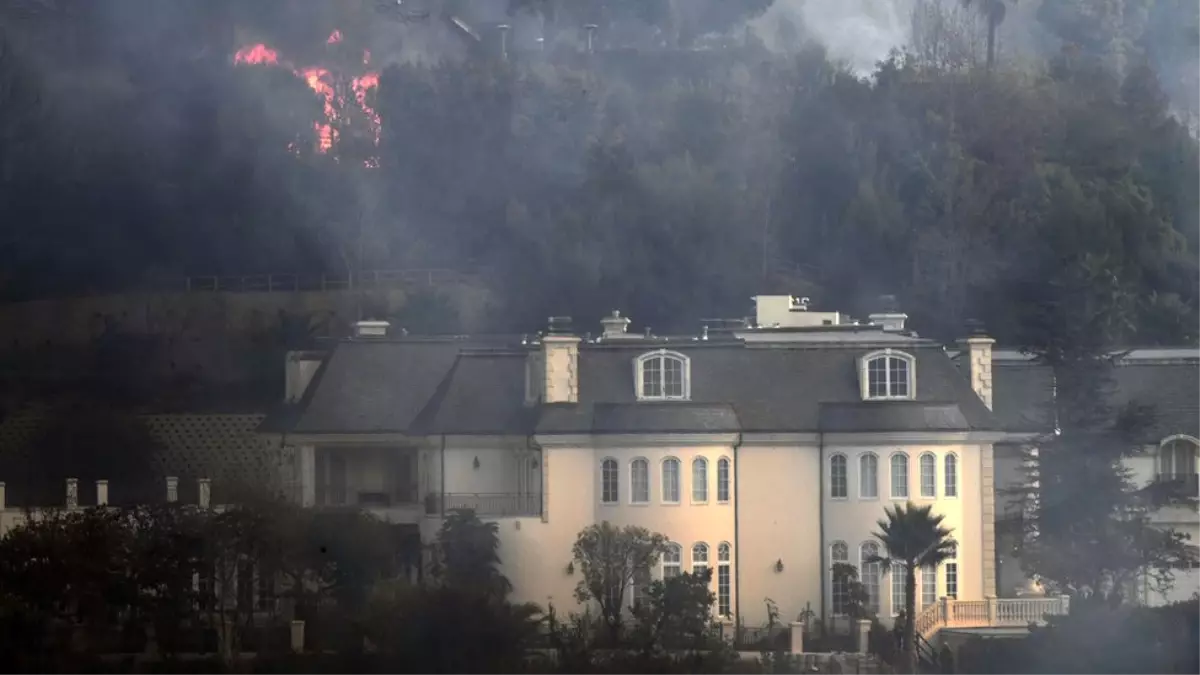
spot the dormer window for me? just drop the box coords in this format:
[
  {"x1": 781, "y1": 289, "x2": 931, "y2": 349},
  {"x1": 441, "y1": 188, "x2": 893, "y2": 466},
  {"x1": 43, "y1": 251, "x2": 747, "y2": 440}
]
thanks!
[
  {"x1": 860, "y1": 349, "x2": 915, "y2": 400},
  {"x1": 635, "y1": 350, "x2": 690, "y2": 400}
]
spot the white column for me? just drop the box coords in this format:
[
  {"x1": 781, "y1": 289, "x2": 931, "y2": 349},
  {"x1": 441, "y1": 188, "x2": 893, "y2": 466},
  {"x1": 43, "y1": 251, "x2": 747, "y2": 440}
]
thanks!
[
  {"x1": 166, "y1": 476, "x2": 179, "y2": 503},
  {"x1": 299, "y1": 445, "x2": 316, "y2": 507},
  {"x1": 198, "y1": 478, "x2": 211, "y2": 508},
  {"x1": 96, "y1": 480, "x2": 109, "y2": 506},
  {"x1": 66, "y1": 478, "x2": 79, "y2": 508}
]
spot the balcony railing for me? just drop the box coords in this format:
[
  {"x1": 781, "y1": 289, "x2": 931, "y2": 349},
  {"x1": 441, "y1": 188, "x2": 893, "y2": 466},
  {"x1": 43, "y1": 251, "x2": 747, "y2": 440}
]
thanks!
[
  {"x1": 1155, "y1": 472, "x2": 1199, "y2": 494},
  {"x1": 435, "y1": 493, "x2": 542, "y2": 518},
  {"x1": 915, "y1": 595, "x2": 1071, "y2": 639}
]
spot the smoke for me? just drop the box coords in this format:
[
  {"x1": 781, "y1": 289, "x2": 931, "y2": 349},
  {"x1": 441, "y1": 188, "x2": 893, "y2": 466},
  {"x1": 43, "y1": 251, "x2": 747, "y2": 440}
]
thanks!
[{"x1": 750, "y1": 0, "x2": 915, "y2": 75}]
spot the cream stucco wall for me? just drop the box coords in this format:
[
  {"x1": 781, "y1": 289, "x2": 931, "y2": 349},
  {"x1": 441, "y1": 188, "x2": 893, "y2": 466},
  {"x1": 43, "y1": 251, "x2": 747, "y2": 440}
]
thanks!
[
  {"x1": 738, "y1": 442, "x2": 822, "y2": 626},
  {"x1": 822, "y1": 443, "x2": 985, "y2": 619}
]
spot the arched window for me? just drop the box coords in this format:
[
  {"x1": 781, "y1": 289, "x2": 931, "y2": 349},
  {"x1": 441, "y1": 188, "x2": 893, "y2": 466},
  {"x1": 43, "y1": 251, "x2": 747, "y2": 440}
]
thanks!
[
  {"x1": 601, "y1": 458, "x2": 619, "y2": 504},
  {"x1": 860, "y1": 349, "x2": 916, "y2": 400},
  {"x1": 663, "y1": 543, "x2": 682, "y2": 579},
  {"x1": 921, "y1": 563, "x2": 936, "y2": 609},
  {"x1": 692, "y1": 543, "x2": 710, "y2": 580},
  {"x1": 860, "y1": 542, "x2": 881, "y2": 614},
  {"x1": 630, "y1": 458, "x2": 650, "y2": 504},
  {"x1": 635, "y1": 350, "x2": 690, "y2": 400},
  {"x1": 944, "y1": 453, "x2": 958, "y2": 498},
  {"x1": 919, "y1": 453, "x2": 936, "y2": 498},
  {"x1": 662, "y1": 458, "x2": 681, "y2": 503},
  {"x1": 717, "y1": 543, "x2": 732, "y2": 617},
  {"x1": 830, "y1": 453, "x2": 848, "y2": 499},
  {"x1": 945, "y1": 541, "x2": 958, "y2": 599},
  {"x1": 692, "y1": 457, "x2": 709, "y2": 502},
  {"x1": 717, "y1": 457, "x2": 731, "y2": 502},
  {"x1": 890, "y1": 453, "x2": 909, "y2": 499},
  {"x1": 830, "y1": 541, "x2": 850, "y2": 615},
  {"x1": 860, "y1": 453, "x2": 879, "y2": 499},
  {"x1": 1158, "y1": 437, "x2": 1199, "y2": 482}
]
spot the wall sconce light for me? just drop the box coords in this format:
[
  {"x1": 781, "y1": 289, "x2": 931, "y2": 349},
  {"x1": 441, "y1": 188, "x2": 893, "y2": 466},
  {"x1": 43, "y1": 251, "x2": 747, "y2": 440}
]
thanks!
[
  {"x1": 473, "y1": 456, "x2": 481, "y2": 470},
  {"x1": 775, "y1": 559, "x2": 785, "y2": 573},
  {"x1": 565, "y1": 561, "x2": 575, "y2": 575},
  {"x1": 531, "y1": 459, "x2": 539, "y2": 469}
]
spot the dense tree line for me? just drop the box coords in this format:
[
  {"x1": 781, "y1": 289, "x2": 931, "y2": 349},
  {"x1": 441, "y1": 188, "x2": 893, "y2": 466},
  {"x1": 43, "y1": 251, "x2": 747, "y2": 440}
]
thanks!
[{"x1": 0, "y1": 0, "x2": 1195, "y2": 344}]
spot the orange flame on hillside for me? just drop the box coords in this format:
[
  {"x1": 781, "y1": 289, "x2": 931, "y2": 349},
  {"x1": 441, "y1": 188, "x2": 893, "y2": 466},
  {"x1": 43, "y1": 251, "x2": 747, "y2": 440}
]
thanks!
[{"x1": 232, "y1": 31, "x2": 379, "y2": 166}]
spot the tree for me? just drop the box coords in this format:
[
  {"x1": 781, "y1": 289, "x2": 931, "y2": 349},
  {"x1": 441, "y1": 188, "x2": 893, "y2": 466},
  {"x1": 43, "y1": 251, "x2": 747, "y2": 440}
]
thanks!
[
  {"x1": 571, "y1": 522, "x2": 667, "y2": 642},
  {"x1": 960, "y1": 0, "x2": 1010, "y2": 68},
  {"x1": 629, "y1": 569, "x2": 719, "y2": 653},
  {"x1": 433, "y1": 508, "x2": 514, "y2": 602},
  {"x1": 870, "y1": 502, "x2": 956, "y2": 674}
]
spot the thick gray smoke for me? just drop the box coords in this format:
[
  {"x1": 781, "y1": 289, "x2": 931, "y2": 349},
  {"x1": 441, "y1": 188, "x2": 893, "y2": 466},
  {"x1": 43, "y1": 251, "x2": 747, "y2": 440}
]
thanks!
[{"x1": 751, "y1": 0, "x2": 915, "y2": 74}]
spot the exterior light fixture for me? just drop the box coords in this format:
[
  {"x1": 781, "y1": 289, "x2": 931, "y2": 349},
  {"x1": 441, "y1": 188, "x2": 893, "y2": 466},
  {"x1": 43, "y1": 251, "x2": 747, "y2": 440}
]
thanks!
[
  {"x1": 566, "y1": 561, "x2": 575, "y2": 575},
  {"x1": 775, "y1": 559, "x2": 784, "y2": 573},
  {"x1": 473, "y1": 456, "x2": 481, "y2": 470}
]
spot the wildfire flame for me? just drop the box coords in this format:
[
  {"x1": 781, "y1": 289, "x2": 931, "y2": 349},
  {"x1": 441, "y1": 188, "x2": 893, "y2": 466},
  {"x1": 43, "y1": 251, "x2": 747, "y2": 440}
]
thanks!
[{"x1": 233, "y1": 30, "x2": 380, "y2": 166}]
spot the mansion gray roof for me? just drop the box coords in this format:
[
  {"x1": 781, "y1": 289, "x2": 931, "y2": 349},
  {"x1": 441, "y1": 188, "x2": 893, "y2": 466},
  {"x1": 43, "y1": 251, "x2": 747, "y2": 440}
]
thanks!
[{"x1": 280, "y1": 335, "x2": 1000, "y2": 436}]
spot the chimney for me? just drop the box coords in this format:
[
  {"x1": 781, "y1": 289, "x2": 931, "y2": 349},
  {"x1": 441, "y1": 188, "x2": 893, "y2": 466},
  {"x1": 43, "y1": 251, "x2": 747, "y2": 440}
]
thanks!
[
  {"x1": 542, "y1": 317, "x2": 580, "y2": 403},
  {"x1": 353, "y1": 320, "x2": 390, "y2": 339},
  {"x1": 166, "y1": 476, "x2": 179, "y2": 503},
  {"x1": 868, "y1": 295, "x2": 907, "y2": 332},
  {"x1": 0, "y1": 482, "x2": 6, "y2": 510},
  {"x1": 600, "y1": 310, "x2": 630, "y2": 339},
  {"x1": 497, "y1": 24, "x2": 510, "y2": 60},
  {"x1": 96, "y1": 480, "x2": 109, "y2": 506},
  {"x1": 66, "y1": 478, "x2": 78, "y2": 508},
  {"x1": 584, "y1": 24, "x2": 598, "y2": 53},
  {"x1": 958, "y1": 321, "x2": 996, "y2": 410}
]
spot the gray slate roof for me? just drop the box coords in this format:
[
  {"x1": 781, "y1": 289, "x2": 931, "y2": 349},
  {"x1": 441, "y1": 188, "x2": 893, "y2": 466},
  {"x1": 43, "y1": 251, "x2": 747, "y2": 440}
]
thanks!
[{"x1": 282, "y1": 337, "x2": 999, "y2": 436}]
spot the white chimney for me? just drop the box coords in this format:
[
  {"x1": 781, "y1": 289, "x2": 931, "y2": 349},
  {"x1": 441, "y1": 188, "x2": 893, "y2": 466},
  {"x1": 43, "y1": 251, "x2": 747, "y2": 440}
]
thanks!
[
  {"x1": 198, "y1": 478, "x2": 212, "y2": 509},
  {"x1": 600, "y1": 310, "x2": 631, "y2": 339},
  {"x1": 869, "y1": 312, "x2": 908, "y2": 332},
  {"x1": 0, "y1": 482, "x2": 6, "y2": 510},
  {"x1": 166, "y1": 476, "x2": 179, "y2": 503},
  {"x1": 753, "y1": 295, "x2": 842, "y2": 328},
  {"x1": 66, "y1": 478, "x2": 78, "y2": 508},
  {"x1": 958, "y1": 331, "x2": 996, "y2": 410},
  {"x1": 352, "y1": 320, "x2": 390, "y2": 339},
  {"x1": 542, "y1": 317, "x2": 580, "y2": 404},
  {"x1": 96, "y1": 480, "x2": 109, "y2": 506}
]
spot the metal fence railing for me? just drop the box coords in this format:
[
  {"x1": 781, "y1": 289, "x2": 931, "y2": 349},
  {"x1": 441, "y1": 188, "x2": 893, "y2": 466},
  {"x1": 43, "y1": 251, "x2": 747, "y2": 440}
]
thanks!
[
  {"x1": 439, "y1": 493, "x2": 542, "y2": 518},
  {"x1": 181, "y1": 269, "x2": 467, "y2": 293}
]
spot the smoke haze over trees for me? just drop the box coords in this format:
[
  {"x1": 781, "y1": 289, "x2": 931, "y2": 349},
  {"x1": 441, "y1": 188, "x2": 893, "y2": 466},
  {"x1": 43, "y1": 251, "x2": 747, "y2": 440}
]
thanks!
[{"x1": 0, "y1": 0, "x2": 1195, "y2": 344}]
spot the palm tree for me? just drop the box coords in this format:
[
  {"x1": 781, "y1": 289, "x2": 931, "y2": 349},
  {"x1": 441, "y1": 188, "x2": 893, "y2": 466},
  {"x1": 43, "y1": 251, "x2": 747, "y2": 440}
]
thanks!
[
  {"x1": 869, "y1": 502, "x2": 956, "y2": 674},
  {"x1": 961, "y1": 0, "x2": 1011, "y2": 69}
]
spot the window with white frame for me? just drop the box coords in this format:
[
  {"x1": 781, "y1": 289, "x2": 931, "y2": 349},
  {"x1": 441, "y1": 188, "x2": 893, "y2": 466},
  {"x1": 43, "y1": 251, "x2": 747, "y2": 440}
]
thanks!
[
  {"x1": 636, "y1": 350, "x2": 690, "y2": 400},
  {"x1": 692, "y1": 543, "x2": 710, "y2": 580},
  {"x1": 717, "y1": 543, "x2": 732, "y2": 617},
  {"x1": 632, "y1": 564, "x2": 651, "y2": 610},
  {"x1": 944, "y1": 453, "x2": 958, "y2": 497},
  {"x1": 920, "y1": 453, "x2": 936, "y2": 498},
  {"x1": 860, "y1": 542, "x2": 881, "y2": 614},
  {"x1": 945, "y1": 542, "x2": 958, "y2": 599},
  {"x1": 860, "y1": 453, "x2": 879, "y2": 499},
  {"x1": 692, "y1": 457, "x2": 709, "y2": 502},
  {"x1": 601, "y1": 458, "x2": 619, "y2": 504},
  {"x1": 1158, "y1": 437, "x2": 1199, "y2": 481},
  {"x1": 662, "y1": 458, "x2": 681, "y2": 503},
  {"x1": 830, "y1": 453, "x2": 848, "y2": 499},
  {"x1": 861, "y1": 349, "x2": 915, "y2": 400},
  {"x1": 891, "y1": 562, "x2": 906, "y2": 617},
  {"x1": 890, "y1": 453, "x2": 909, "y2": 499},
  {"x1": 921, "y1": 564, "x2": 936, "y2": 609},
  {"x1": 717, "y1": 457, "x2": 731, "y2": 502},
  {"x1": 663, "y1": 543, "x2": 682, "y2": 579},
  {"x1": 631, "y1": 458, "x2": 650, "y2": 504},
  {"x1": 831, "y1": 541, "x2": 850, "y2": 615}
]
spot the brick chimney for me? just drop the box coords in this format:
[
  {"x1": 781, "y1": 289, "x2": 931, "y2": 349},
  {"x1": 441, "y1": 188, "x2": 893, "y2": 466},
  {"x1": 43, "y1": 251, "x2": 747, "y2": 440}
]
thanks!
[
  {"x1": 958, "y1": 321, "x2": 995, "y2": 410},
  {"x1": 542, "y1": 317, "x2": 580, "y2": 404}
]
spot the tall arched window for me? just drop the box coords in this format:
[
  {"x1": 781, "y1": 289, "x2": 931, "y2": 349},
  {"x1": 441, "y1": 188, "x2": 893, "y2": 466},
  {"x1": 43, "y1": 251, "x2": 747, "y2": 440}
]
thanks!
[
  {"x1": 663, "y1": 543, "x2": 682, "y2": 579},
  {"x1": 692, "y1": 457, "x2": 709, "y2": 502},
  {"x1": 717, "y1": 457, "x2": 731, "y2": 502},
  {"x1": 890, "y1": 453, "x2": 909, "y2": 499},
  {"x1": 636, "y1": 350, "x2": 690, "y2": 400},
  {"x1": 1158, "y1": 437, "x2": 1199, "y2": 482},
  {"x1": 601, "y1": 458, "x2": 619, "y2": 504},
  {"x1": 630, "y1": 458, "x2": 650, "y2": 504},
  {"x1": 860, "y1": 542, "x2": 881, "y2": 614},
  {"x1": 830, "y1": 453, "x2": 848, "y2": 499},
  {"x1": 692, "y1": 543, "x2": 710, "y2": 580},
  {"x1": 830, "y1": 541, "x2": 850, "y2": 615},
  {"x1": 717, "y1": 543, "x2": 732, "y2": 617},
  {"x1": 662, "y1": 458, "x2": 681, "y2": 503},
  {"x1": 944, "y1": 453, "x2": 958, "y2": 498},
  {"x1": 860, "y1": 453, "x2": 879, "y2": 499},
  {"x1": 860, "y1": 349, "x2": 916, "y2": 400},
  {"x1": 921, "y1": 563, "x2": 936, "y2": 609},
  {"x1": 891, "y1": 562, "x2": 906, "y2": 616},
  {"x1": 919, "y1": 453, "x2": 936, "y2": 498}
]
